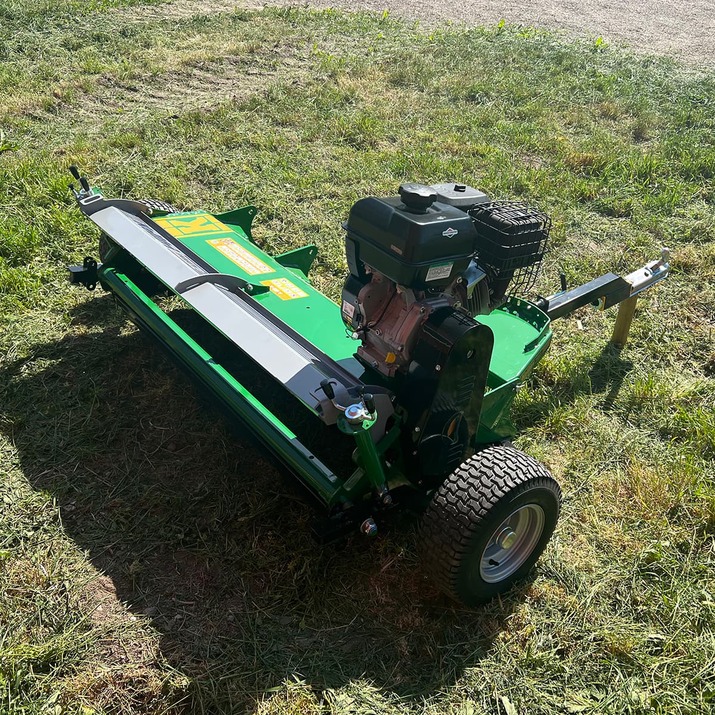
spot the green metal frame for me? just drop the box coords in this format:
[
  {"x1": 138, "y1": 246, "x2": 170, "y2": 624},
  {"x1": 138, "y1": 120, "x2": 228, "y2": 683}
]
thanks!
[
  {"x1": 100, "y1": 267, "x2": 347, "y2": 507},
  {"x1": 92, "y1": 200, "x2": 554, "y2": 514},
  {"x1": 275, "y1": 244, "x2": 319, "y2": 279},
  {"x1": 475, "y1": 297, "x2": 552, "y2": 442}
]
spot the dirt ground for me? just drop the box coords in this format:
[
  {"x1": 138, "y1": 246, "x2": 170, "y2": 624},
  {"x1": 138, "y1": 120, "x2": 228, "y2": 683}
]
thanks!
[{"x1": 271, "y1": 0, "x2": 715, "y2": 67}]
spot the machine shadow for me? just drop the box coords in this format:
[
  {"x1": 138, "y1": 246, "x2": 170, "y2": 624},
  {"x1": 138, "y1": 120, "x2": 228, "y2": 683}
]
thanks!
[
  {"x1": 513, "y1": 338, "x2": 635, "y2": 431},
  {"x1": 587, "y1": 343, "x2": 635, "y2": 410},
  {"x1": 4, "y1": 298, "x2": 538, "y2": 710}
]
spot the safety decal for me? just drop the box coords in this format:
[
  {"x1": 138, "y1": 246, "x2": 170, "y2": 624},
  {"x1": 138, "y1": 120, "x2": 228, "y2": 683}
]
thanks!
[
  {"x1": 207, "y1": 238, "x2": 274, "y2": 275},
  {"x1": 261, "y1": 278, "x2": 309, "y2": 301},
  {"x1": 154, "y1": 213, "x2": 230, "y2": 238}
]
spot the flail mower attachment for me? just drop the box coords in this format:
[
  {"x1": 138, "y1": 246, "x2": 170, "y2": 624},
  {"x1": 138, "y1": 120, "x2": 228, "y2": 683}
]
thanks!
[{"x1": 68, "y1": 172, "x2": 668, "y2": 606}]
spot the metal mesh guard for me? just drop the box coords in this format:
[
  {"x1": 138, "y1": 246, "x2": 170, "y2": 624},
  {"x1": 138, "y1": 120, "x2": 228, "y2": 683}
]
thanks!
[{"x1": 469, "y1": 201, "x2": 551, "y2": 297}]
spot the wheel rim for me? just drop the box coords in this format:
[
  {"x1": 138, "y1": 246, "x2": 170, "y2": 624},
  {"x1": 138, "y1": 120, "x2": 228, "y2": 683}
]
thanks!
[{"x1": 479, "y1": 504, "x2": 546, "y2": 583}]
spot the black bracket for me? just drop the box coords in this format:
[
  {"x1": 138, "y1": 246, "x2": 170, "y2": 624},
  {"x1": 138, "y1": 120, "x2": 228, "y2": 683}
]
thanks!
[
  {"x1": 536, "y1": 272, "x2": 631, "y2": 321},
  {"x1": 75, "y1": 192, "x2": 150, "y2": 218},
  {"x1": 68, "y1": 257, "x2": 100, "y2": 291},
  {"x1": 310, "y1": 485, "x2": 426, "y2": 544},
  {"x1": 174, "y1": 272, "x2": 271, "y2": 296}
]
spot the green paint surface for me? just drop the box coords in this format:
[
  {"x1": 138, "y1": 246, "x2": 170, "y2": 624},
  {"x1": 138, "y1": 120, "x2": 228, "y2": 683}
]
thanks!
[
  {"x1": 478, "y1": 300, "x2": 552, "y2": 385},
  {"x1": 155, "y1": 211, "x2": 362, "y2": 374}
]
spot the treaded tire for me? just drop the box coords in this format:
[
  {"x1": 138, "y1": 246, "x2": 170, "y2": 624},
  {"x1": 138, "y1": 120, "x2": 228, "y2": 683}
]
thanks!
[{"x1": 420, "y1": 444, "x2": 561, "y2": 606}]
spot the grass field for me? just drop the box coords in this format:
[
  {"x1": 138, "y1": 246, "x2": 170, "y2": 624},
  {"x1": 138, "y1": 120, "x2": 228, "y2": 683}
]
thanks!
[{"x1": 1, "y1": 0, "x2": 714, "y2": 713}]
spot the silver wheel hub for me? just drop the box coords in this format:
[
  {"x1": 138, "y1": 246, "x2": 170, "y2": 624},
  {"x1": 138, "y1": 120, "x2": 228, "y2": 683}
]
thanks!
[
  {"x1": 479, "y1": 504, "x2": 546, "y2": 583},
  {"x1": 497, "y1": 527, "x2": 517, "y2": 550}
]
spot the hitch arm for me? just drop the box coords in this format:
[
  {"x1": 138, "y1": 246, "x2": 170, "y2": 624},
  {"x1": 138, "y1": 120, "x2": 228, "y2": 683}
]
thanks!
[
  {"x1": 538, "y1": 272, "x2": 631, "y2": 320},
  {"x1": 536, "y1": 249, "x2": 670, "y2": 345}
]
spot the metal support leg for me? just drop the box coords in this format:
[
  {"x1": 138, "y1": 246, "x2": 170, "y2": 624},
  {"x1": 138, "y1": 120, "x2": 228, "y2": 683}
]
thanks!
[
  {"x1": 352, "y1": 426, "x2": 389, "y2": 500},
  {"x1": 611, "y1": 295, "x2": 638, "y2": 347},
  {"x1": 338, "y1": 412, "x2": 391, "y2": 506}
]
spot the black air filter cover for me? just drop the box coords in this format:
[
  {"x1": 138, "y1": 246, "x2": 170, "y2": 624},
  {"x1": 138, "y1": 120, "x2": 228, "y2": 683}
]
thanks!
[
  {"x1": 345, "y1": 192, "x2": 478, "y2": 288},
  {"x1": 470, "y1": 201, "x2": 549, "y2": 271}
]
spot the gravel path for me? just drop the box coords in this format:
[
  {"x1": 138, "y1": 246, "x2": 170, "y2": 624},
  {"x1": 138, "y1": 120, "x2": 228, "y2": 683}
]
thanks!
[{"x1": 276, "y1": 0, "x2": 715, "y2": 67}]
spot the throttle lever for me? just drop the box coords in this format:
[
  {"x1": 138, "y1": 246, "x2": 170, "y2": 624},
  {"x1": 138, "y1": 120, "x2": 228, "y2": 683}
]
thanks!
[
  {"x1": 320, "y1": 379, "x2": 335, "y2": 400},
  {"x1": 69, "y1": 165, "x2": 91, "y2": 195}
]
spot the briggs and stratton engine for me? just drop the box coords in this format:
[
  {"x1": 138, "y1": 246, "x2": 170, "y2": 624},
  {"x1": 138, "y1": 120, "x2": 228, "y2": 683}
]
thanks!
[
  {"x1": 340, "y1": 182, "x2": 551, "y2": 481},
  {"x1": 341, "y1": 182, "x2": 550, "y2": 378}
]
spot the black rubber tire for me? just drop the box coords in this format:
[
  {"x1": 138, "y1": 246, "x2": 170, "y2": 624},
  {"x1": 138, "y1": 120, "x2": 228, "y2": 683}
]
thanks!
[{"x1": 420, "y1": 444, "x2": 561, "y2": 606}]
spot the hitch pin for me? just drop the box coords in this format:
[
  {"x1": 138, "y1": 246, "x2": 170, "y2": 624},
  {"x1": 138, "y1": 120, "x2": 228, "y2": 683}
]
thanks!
[
  {"x1": 625, "y1": 247, "x2": 670, "y2": 297},
  {"x1": 320, "y1": 380, "x2": 375, "y2": 422}
]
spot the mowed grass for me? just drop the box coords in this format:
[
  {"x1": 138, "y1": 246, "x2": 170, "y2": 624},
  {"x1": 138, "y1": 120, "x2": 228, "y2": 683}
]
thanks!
[{"x1": 0, "y1": 0, "x2": 714, "y2": 712}]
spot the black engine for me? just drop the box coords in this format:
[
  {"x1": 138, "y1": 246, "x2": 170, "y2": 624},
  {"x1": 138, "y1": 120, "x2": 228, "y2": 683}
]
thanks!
[{"x1": 340, "y1": 182, "x2": 550, "y2": 482}]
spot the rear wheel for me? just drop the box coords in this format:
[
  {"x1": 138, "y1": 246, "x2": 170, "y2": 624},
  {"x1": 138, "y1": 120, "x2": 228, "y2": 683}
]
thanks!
[{"x1": 420, "y1": 444, "x2": 561, "y2": 606}]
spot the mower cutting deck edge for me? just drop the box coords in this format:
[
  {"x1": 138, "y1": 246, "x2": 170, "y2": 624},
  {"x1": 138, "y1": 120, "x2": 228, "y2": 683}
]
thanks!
[{"x1": 67, "y1": 169, "x2": 669, "y2": 606}]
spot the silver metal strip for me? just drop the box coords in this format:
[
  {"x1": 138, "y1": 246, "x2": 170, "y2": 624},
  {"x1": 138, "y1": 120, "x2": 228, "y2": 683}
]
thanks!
[
  {"x1": 625, "y1": 248, "x2": 670, "y2": 297},
  {"x1": 88, "y1": 206, "x2": 349, "y2": 418}
]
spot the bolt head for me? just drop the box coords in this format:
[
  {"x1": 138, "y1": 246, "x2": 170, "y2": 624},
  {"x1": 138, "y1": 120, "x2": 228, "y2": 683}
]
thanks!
[
  {"x1": 360, "y1": 518, "x2": 378, "y2": 537},
  {"x1": 345, "y1": 403, "x2": 369, "y2": 423}
]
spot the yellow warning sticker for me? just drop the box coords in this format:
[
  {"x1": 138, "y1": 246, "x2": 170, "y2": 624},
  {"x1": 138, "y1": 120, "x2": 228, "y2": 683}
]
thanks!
[
  {"x1": 154, "y1": 214, "x2": 230, "y2": 238},
  {"x1": 207, "y1": 238, "x2": 273, "y2": 276},
  {"x1": 261, "y1": 278, "x2": 309, "y2": 301}
]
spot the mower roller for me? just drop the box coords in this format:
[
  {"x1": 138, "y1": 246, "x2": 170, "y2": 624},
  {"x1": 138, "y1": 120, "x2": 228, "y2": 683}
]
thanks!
[{"x1": 67, "y1": 170, "x2": 669, "y2": 605}]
